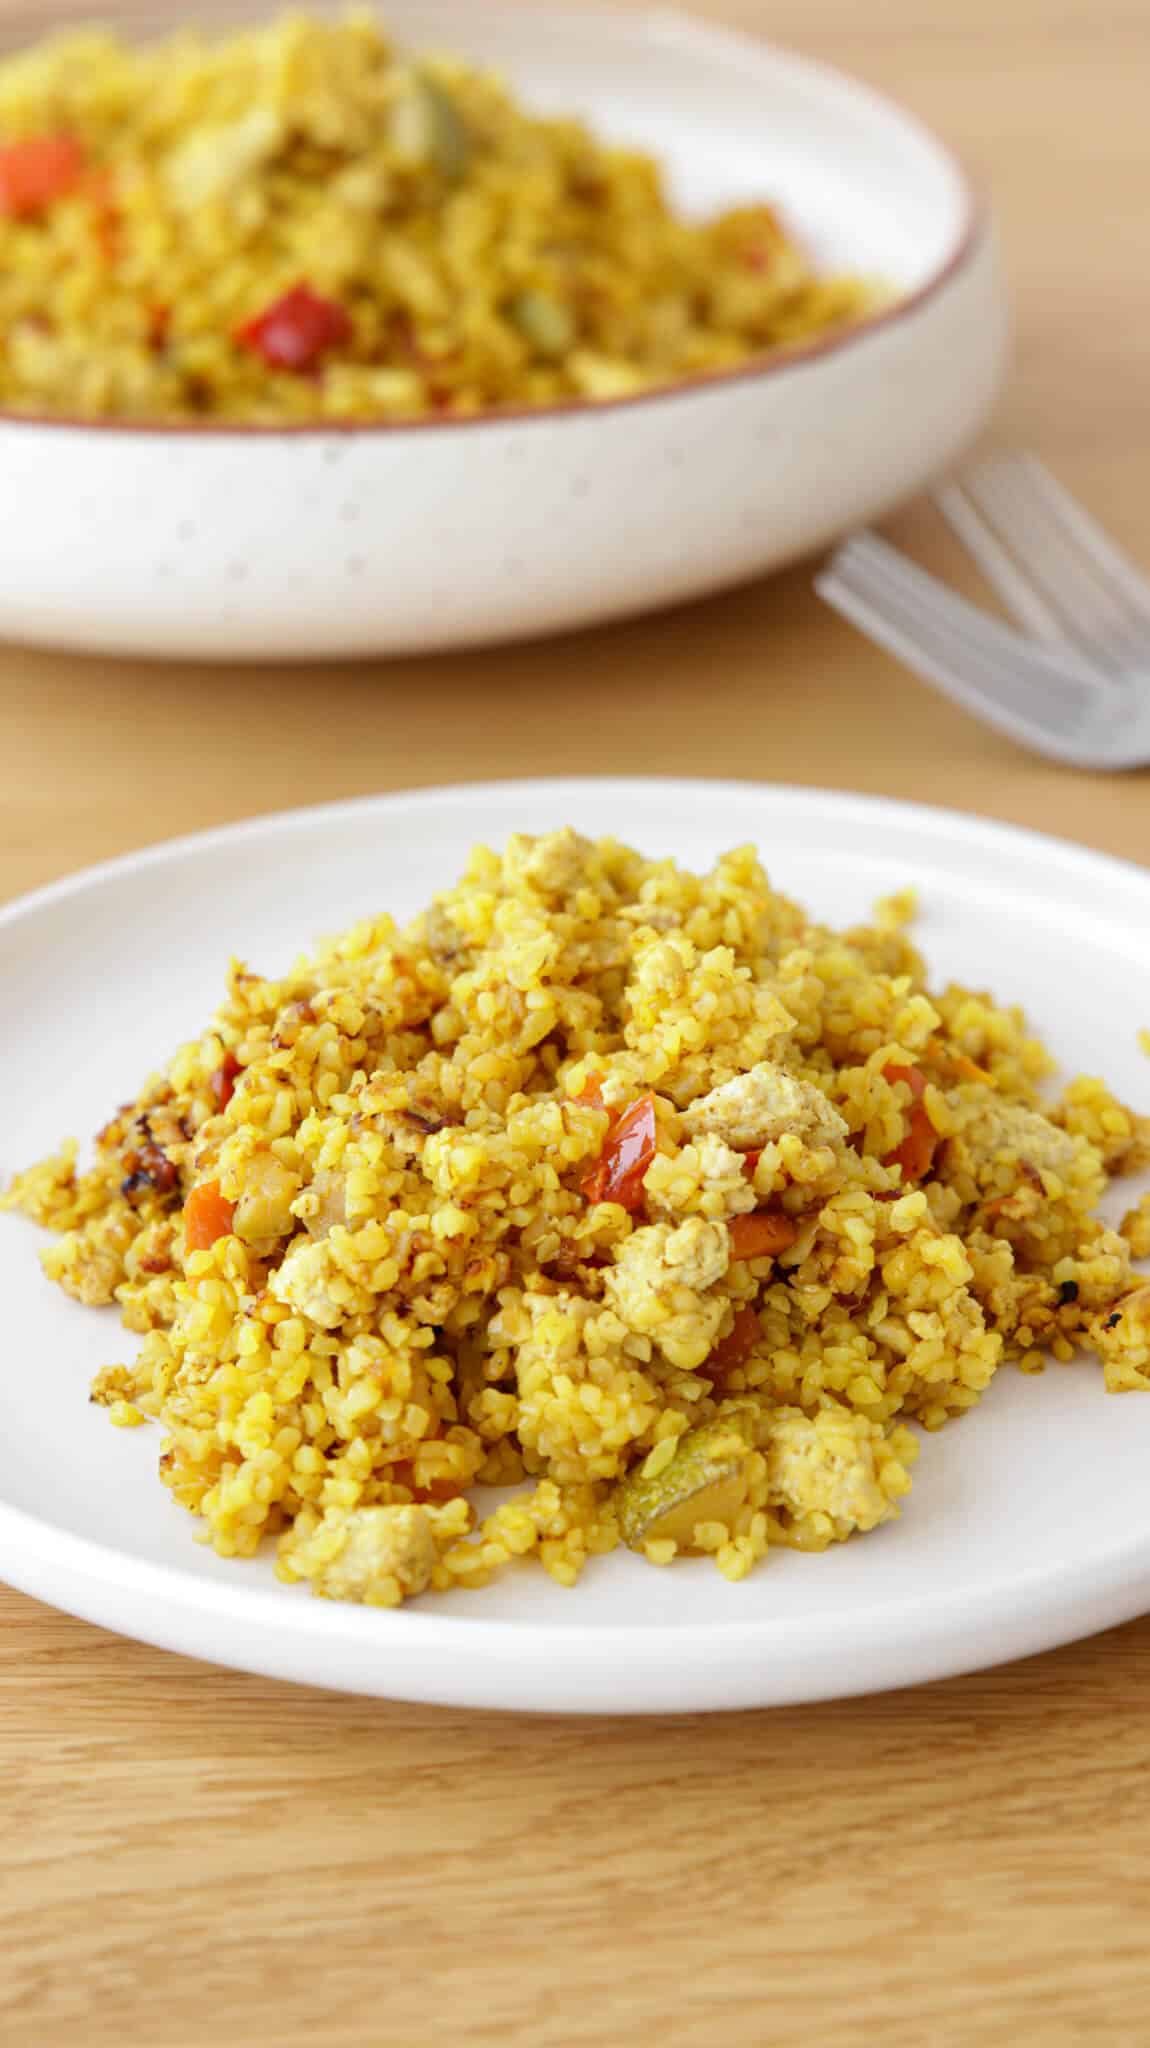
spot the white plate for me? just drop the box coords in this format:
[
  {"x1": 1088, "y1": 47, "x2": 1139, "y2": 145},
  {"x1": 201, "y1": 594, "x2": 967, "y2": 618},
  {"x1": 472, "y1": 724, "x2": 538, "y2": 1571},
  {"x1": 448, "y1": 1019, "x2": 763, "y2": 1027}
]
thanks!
[
  {"x1": 2, "y1": 779, "x2": 1147, "y2": 1712},
  {"x1": 0, "y1": 3, "x2": 1005, "y2": 659}
]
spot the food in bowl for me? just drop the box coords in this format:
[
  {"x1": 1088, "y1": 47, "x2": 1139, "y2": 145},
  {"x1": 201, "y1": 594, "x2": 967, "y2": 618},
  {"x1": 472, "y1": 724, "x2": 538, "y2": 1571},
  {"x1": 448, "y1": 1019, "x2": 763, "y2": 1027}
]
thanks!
[
  {"x1": 0, "y1": 9, "x2": 881, "y2": 423},
  {"x1": 5, "y1": 830, "x2": 1148, "y2": 1608}
]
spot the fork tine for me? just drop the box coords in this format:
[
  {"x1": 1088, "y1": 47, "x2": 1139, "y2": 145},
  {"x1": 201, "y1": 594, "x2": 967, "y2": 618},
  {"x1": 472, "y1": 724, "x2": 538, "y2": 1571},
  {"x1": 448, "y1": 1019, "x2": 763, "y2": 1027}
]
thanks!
[
  {"x1": 822, "y1": 535, "x2": 1094, "y2": 708},
  {"x1": 817, "y1": 536, "x2": 1100, "y2": 764},
  {"x1": 999, "y1": 455, "x2": 1150, "y2": 628},
  {"x1": 962, "y1": 468, "x2": 1131, "y2": 653},
  {"x1": 959, "y1": 456, "x2": 1150, "y2": 667},
  {"x1": 934, "y1": 482, "x2": 1070, "y2": 646}
]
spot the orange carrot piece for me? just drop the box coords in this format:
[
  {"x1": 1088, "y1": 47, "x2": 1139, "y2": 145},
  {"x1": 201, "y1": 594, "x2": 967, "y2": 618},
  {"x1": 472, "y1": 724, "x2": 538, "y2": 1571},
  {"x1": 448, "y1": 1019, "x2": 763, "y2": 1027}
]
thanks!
[
  {"x1": 184, "y1": 1180, "x2": 236, "y2": 1251},
  {"x1": 952, "y1": 1053, "x2": 993, "y2": 1084},
  {"x1": 573, "y1": 1075, "x2": 605, "y2": 1111},
  {"x1": 728, "y1": 1210, "x2": 798, "y2": 1260},
  {"x1": 885, "y1": 1107, "x2": 938, "y2": 1184},
  {"x1": 881, "y1": 1062, "x2": 937, "y2": 1183},
  {"x1": 705, "y1": 1304, "x2": 761, "y2": 1378},
  {"x1": 883, "y1": 1061, "x2": 927, "y2": 1100}
]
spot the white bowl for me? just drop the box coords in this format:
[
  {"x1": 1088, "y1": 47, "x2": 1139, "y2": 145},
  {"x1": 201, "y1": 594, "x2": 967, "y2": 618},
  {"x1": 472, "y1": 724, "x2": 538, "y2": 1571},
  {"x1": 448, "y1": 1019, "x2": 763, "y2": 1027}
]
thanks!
[{"x1": 0, "y1": 4, "x2": 1007, "y2": 659}]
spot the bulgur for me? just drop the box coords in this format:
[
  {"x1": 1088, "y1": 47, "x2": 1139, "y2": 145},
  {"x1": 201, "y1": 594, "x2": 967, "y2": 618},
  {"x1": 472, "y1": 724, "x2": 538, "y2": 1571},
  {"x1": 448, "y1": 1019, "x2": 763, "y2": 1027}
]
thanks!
[
  {"x1": 0, "y1": 11, "x2": 880, "y2": 423},
  {"x1": 4, "y1": 828, "x2": 1148, "y2": 1605}
]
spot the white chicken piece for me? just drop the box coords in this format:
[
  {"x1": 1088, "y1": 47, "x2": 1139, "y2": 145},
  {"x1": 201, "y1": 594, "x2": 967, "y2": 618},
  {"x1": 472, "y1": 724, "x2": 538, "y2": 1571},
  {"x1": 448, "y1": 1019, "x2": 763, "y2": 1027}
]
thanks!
[
  {"x1": 604, "y1": 1218, "x2": 729, "y2": 1372},
  {"x1": 287, "y1": 1505, "x2": 436, "y2": 1604},
  {"x1": 683, "y1": 1061, "x2": 847, "y2": 1152}
]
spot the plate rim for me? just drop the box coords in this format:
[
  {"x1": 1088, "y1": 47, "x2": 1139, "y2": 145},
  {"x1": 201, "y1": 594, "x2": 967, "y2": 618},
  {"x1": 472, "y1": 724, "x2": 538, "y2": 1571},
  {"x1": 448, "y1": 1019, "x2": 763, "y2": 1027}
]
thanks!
[
  {"x1": 2, "y1": 774, "x2": 1148, "y2": 1708},
  {"x1": 4, "y1": 776, "x2": 1149, "y2": 933}
]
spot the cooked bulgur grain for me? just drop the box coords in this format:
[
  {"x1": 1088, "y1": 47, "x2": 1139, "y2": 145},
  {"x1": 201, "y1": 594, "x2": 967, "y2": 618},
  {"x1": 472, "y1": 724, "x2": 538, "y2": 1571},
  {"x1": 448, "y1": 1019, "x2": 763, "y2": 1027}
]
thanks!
[
  {"x1": 0, "y1": 11, "x2": 880, "y2": 423},
  {"x1": 5, "y1": 829, "x2": 1148, "y2": 1603}
]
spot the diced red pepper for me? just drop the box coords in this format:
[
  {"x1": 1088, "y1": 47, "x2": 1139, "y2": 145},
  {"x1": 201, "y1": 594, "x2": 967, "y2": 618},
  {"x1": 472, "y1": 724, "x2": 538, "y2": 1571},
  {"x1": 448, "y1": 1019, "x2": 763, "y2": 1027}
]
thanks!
[
  {"x1": 582, "y1": 1091, "x2": 658, "y2": 1211},
  {"x1": 741, "y1": 1148, "x2": 763, "y2": 1181},
  {"x1": 184, "y1": 1179, "x2": 236, "y2": 1252},
  {"x1": 236, "y1": 283, "x2": 353, "y2": 373},
  {"x1": 881, "y1": 1063, "x2": 937, "y2": 1183},
  {"x1": 728, "y1": 1209, "x2": 798, "y2": 1261},
  {"x1": 0, "y1": 133, "x2": 86, "y2": 219},
  {"x1": 704, "y1": 1304, "x2": 761, "y2": 1380},
  {"x1": 209, "y1": 1051, "x2": 241, "y2": 1113}
]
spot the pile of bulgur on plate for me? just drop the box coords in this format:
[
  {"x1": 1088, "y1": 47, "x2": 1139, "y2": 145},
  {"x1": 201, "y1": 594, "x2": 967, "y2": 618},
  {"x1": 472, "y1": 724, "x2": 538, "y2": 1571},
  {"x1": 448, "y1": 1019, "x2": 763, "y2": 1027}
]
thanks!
[
  {"x1": 5, "y1": 829, "x2": 1149, "y2": 1607},
  {"x1": 0, "y1": 11, "x2": 878, "y2": 423}
]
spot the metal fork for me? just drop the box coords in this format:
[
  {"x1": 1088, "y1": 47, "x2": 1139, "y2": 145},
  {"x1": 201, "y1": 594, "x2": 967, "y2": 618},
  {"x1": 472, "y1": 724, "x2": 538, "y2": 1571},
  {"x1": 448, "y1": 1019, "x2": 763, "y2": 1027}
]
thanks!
[
  {"x1": 935, "y1": 454, "x2": 1150, "y2": 679},
  {"x1": 816, "y1": 457, "x2": 1150, "y2": 770}
]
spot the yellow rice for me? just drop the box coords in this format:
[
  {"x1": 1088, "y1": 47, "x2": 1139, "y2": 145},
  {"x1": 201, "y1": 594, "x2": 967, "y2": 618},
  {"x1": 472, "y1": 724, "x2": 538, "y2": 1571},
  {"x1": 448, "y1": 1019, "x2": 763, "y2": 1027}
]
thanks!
[
  {"x1": 4, "y1": 829, "x2": 1148, "y2": 1607},
  {"x1": 0, "y1": 10, "x2": 880, "y2": 423}
]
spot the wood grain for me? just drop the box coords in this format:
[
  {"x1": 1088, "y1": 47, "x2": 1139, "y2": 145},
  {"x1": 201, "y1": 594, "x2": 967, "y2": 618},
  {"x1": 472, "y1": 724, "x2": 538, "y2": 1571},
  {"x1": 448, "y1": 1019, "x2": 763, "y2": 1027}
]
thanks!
[{"x1": 1, "y1": 3, "x2": 1148, "y2": 2043}]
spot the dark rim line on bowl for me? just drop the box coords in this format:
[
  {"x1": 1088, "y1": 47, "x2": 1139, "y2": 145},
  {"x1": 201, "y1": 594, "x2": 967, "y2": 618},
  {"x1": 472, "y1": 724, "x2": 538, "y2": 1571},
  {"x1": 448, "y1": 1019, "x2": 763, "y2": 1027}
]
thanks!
[{"x1": 0, "y1": 18, "x2": 985, "y2": 438}]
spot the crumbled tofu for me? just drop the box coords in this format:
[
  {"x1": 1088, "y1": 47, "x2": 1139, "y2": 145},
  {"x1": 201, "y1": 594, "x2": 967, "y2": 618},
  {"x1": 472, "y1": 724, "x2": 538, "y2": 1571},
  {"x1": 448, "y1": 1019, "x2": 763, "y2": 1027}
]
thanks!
[
  {"x1": 764, "y1": 1406, "x2": 911, "y2": 1538},
  {"x1": 683, "y1": 1062, "x2": 847, "y2": 1152},
  {"x1": 165, "y1": 108, "x2": 283, "y2": 209},
  {"x1": 603, "y1": 1217, "x2": 729, "y2": 1371},
  {"x1": 286, "y1": 1504, "x2": 437, "y2": 1604},
  {"x1": 502, "y1": 828, "x2": 593, "y2": 899},
  {"x1": 960, "y1": 1100, "x2": 1079, "y2": 1178},
  {"x1": 269, "y1": 1237, "x2": 346, "y2": 1328},
  {"x1": 659, "y1": 1217, "x2": 729, "y2": 1291},
  {"x1": 295, "y1": 1170, "x2": 348, "y2": 1240}
]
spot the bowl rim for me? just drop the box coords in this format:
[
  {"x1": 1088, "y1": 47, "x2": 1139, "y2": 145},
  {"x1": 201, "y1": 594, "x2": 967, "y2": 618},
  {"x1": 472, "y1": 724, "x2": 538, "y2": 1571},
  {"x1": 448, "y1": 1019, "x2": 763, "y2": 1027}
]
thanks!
[{"x1": 0, "y1": 3, "x2": 986, "y2": 441}]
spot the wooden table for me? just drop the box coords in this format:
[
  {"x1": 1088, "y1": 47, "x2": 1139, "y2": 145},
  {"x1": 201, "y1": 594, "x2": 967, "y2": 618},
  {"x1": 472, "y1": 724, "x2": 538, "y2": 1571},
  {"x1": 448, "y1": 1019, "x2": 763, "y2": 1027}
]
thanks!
[{"x1": 2, "y1": 3, "x2": 1149, "y2": 2042}]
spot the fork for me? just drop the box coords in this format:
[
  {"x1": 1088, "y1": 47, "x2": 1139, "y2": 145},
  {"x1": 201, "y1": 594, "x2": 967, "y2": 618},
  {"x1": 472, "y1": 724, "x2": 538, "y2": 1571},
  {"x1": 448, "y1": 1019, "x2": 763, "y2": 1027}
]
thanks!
[
  {"x1": 816, "y1": 456, "x2": 1150, "y2": 770},
  {"x1": 934, "y1": 454, "x2": 1150, "y2": 679}
]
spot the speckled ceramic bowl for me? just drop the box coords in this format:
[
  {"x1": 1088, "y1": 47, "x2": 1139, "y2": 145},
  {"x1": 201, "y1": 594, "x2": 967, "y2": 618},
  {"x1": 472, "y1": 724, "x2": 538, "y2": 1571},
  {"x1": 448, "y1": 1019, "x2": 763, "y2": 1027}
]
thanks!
[{"x1": 0, "y1": 3, "x2": 1007, "y2": 659}]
